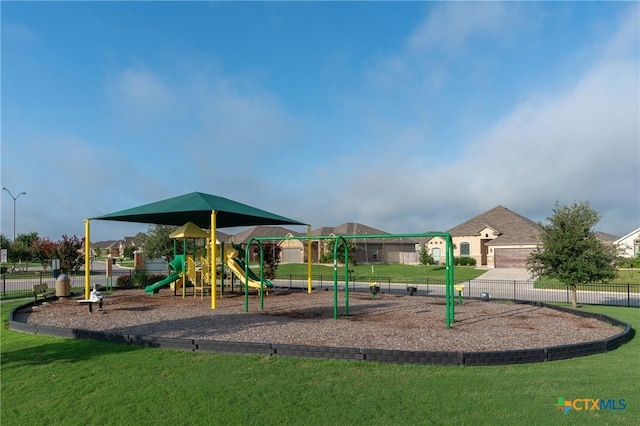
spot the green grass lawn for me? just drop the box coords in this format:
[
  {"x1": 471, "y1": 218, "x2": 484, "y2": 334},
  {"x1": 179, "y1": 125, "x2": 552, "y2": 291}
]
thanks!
[
  {"x1": 274, "y1": 263, "x2": 485, "y2": 283},
  {"x1": 1, "y1": 300, "x2": 638, "y2": 425},
  {"x1": 535, "y1": 269, "x2": 640, "y2": 292}
]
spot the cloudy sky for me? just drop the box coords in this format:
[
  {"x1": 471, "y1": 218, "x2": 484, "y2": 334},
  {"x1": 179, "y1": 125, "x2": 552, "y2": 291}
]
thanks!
[{"x1": 2, "y1": 2, "x2": 638, "y2": 242}]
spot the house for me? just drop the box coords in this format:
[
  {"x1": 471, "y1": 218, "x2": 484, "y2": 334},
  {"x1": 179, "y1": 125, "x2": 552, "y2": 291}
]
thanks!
[
  {"x1": 614, "y1": 228, "x2": 640, "y2": 258},
  {"x1": 228, "y1": 226, "x2": 299, "y2": 262},
  {"x1": 426, "y1": 206, "x2": 541, "y2": 269},
  {"x1": 310, "y1": 223, "x2": 422, "y2": 265}
]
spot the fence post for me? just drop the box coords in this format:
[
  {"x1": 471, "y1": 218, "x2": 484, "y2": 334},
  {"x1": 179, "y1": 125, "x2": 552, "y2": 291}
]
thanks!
[
  {"x1": 513, "y1": 280, "x2": 516, "y2": 300},
  {"x1": 628, "y1": 284, "x2": 631, "y2": 308}
]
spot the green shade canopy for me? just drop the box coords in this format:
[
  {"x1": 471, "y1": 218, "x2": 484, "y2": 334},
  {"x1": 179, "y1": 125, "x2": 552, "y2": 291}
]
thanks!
[{"x1": 92, "y1": 192, "x2": 306, "y2": 229}]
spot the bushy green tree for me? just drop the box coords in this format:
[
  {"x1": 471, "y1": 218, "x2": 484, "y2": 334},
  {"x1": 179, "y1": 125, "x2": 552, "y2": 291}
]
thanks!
[
  {"x1": 527, "y1": 202, "x2": 618, "y2": 308},
  {"x1": 57, "y1": 234, "x2": 84, "y2": 274},
  {"x1": 123, "y1": 245, "x2": 137, "y2": 260},
  {"x1": 321, "y1": 238, "x2": 356, "y2": 263},
  {"x1": 419, "y1": 244, "x2": 434, "y2": 265},
  {"x1": 144, "y1": 225, "x2": 177, "y2": 260}
]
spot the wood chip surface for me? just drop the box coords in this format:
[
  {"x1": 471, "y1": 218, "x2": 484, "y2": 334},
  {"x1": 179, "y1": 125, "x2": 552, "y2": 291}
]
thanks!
[{"x1": 15, "y1": 289, "x2": 622, "y2": 352}]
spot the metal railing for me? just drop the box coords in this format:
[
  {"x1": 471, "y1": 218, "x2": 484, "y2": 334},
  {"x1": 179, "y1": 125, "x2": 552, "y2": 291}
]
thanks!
[
  {"x1": 0, "y1": 270, "x2": 133, "y2": 297},
  {"x1": 3, "y1": 270, "x2": 638, "y2": 308},
  {"x1": 270, "y1": 274, "x2": 639, "y2": 308}
]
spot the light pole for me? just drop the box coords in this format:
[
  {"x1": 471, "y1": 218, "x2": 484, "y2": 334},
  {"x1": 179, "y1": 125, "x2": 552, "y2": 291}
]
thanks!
[{"x1": 2, "y1": 187, "x2": 27, "y2": 243}]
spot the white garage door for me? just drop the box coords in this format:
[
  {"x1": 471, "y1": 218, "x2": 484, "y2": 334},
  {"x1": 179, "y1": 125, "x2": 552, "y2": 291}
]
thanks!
[{"x1": 281, "y1": 248, "x2": 301, "y2": 263}]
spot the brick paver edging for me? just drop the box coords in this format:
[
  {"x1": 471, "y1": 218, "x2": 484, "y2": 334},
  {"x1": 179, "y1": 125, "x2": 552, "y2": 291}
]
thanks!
[{"x1": 8, "y1": 300, "x2": 634, "y2": 366}]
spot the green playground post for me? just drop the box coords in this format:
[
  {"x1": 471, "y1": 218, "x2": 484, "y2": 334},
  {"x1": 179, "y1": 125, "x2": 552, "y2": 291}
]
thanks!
[
  {"x1": 332, "y1": 236, "x2": 349, "y2": 318},
  {"x1": 249, "y1": 232, "x2": 456, "y2": 328}
]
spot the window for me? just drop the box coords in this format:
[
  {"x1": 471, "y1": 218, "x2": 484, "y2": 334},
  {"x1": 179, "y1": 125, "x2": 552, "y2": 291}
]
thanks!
[
  {"x1": 432, "y1": 247, "x2": 441, "y2": 264},
  {"x1": 460, "y1": 242, "x2": 470, "y2": 257},
  {"x1": 372, "y1": 247, "x2": 378, "y2": 261}
]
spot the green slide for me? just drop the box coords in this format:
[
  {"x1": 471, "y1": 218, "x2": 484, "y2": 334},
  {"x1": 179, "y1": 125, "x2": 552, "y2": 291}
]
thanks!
[
  {"x1": 144, "y1": 271, "x2": 180, "y2": 295},
  {"x1": 144, "y1": 255, "x2": 185, "y2": 295}
]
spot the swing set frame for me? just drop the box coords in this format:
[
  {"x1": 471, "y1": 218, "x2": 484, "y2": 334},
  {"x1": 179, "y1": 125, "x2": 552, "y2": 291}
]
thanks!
[{"x1": 245, "y1": 232, "x2": 457, "y2": 328}]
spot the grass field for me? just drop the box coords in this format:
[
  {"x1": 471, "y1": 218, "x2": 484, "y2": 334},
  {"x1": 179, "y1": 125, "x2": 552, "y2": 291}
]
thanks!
[
  {"x1": 534, "y1": 269, "x2": 640, "y2": 291},
  {"x1": 275, "y1": 263, "x2": 485, "y2": 283},
  {"x1": 1, "y1": 300, "x2": 638, "y2": 425}
]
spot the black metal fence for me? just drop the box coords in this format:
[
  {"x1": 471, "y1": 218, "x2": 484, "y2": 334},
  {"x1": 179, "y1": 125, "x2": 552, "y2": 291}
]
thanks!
[
  {"x1": 3, "y1": 270, "x2": 638, "y2": 308},
  {"x1": 0, "y1": 270, "x2": 133, "y2": 297},
  {"x1": 271, "y1": 274, "x2": 640, "y2": 308}
]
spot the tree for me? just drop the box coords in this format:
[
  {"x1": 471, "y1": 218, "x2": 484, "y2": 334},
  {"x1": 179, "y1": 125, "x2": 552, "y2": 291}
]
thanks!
[
  {"x1": 57, "y1": 234, "x2": 84, "y2": 274},
  {"x1": 8, "y1": 231, "x2": 40, "y2": 266},
  {"x1": 320, "y1": 238, "x2": 356, "y2": 264},
  {"x1": 143, "y1": 225, "x2": 177, "y2": 261},
  {"x1": 419, "y1": 244, "x2": 434, "y2": 265},
  {"x1": 527, "y1": 202, "x2": 618, "y2": 308},
  {"x1": 123, "y1": 245, "x2": 137, "y2": 260},
  {"x1": 259, "y1": 243, "x2": 281, "y2": 280},
  {"x1": 31, "y1": 237, "x2": 59, "y2": 271}
]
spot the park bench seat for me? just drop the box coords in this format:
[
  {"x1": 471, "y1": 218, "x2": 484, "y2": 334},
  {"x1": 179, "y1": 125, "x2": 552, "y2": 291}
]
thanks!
[{"x1": 32, "y1": 284, "x2": 56, "y2": 304}]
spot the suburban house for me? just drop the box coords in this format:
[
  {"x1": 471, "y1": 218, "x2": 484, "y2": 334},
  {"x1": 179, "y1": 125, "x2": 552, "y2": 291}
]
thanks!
[
  {"x1": 309, "y1": 223, "x2": 422, "y2": 265},
  {"x1": 426, "y1": 206, "x2": 541, "y2": 269},
  {"x1": 615, "y1": 228, "x2": 640, "y2": 258},
  {"x1": 227, "y1": 226, "x2": 300, "y2": 262}
]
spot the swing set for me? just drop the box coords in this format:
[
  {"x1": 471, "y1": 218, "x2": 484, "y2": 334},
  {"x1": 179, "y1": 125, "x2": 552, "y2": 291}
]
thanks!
[{"x1": 246, "y1": 232, "x2": 457, "y2": 328}]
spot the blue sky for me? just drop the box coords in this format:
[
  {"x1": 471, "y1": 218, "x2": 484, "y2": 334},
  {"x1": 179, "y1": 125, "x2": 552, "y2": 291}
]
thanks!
[{"x1": 2, "y1": 2, "x2": 638, "y2": 242}]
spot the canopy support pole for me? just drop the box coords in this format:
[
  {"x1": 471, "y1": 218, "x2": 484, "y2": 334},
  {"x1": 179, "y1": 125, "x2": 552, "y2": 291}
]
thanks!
[
  {"x1": 84, "y1": 219, "x2": 91, "y2": 299},
  {"x1": 211, "y1": 210, "x2": 217, "y2": 309},
  {"x1": 307, "y1": 225, "x2": 312, "y2": 294}
]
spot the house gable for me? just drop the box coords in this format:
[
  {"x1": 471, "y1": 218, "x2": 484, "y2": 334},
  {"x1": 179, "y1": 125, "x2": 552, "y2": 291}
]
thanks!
[
  {"x1": 445, "y1": 205, "x2": 541, "y2": 268},
  {"x1": 614, "y1": 227, "x2": 640, "y2": 258}
]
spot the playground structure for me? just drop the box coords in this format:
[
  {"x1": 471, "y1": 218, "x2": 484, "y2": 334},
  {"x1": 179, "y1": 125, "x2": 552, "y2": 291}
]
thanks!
[
  {"x1": 143, "y1": 243, "x2": 275, "y2": 298},
  {"x1": 82, "y1": 192, "x2": 457, "y2": 328},
  {"x1": 142, "y1": 221, "x2": 274, "y2": 297}
]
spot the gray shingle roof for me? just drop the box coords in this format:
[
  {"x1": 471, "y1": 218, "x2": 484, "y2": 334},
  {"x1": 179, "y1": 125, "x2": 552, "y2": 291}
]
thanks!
[
  {"x1": 447, "y1": 205, "x2": 540, "y2": 245},
  {"x1": 229, "y1": 225, "x2": 298, "y2": 244},
  {"x1": 311, "y1": 222, "x2": 422, "y2": 244}
]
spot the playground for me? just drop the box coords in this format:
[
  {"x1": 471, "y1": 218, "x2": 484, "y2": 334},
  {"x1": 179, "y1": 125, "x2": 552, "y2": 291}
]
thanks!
[
  {"x1": 14, "y1": 288, "x2": 623, "y2": 353},
  {"x1": 11, "y1": 190, "x2": 625, "y2": 364}
]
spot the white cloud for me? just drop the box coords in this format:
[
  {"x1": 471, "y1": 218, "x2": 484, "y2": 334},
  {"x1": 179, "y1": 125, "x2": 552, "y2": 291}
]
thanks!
[
  {"x1": 108, "y1": 68, "x2": 176, "y2": 125},
  {"x1": 2, "y1": 22, "x2": 40, "y2": 47},
  {"x1": 408, "y1": 2, "x2": 528, "y2": 52},
  {"x1": 307, "y1": 5, "x2": 639, "y2": 236}
]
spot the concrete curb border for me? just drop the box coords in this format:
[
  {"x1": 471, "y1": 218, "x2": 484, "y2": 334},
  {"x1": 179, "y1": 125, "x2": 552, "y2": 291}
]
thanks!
[{"x1": 8, "y1": 300, "x2": 634, "y2": 366}]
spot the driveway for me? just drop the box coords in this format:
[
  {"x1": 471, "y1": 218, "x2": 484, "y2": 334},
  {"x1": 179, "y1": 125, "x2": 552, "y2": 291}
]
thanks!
[{"x1": 474, "y1": 268, "x2": 532, "y2": 281}]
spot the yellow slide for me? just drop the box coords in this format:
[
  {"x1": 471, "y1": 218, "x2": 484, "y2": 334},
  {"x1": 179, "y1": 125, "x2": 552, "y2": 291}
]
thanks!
[{"x1": 225, "y1": 248, "x2": 272, "y2": 289}]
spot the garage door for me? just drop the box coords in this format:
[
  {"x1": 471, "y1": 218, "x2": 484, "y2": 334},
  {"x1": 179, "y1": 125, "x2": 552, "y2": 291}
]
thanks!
[
  {"x1": 281, "y1": 248, "x2": 301, "y2": 263},
  {"x1": 494, "y1": 248, "x2": 533, "y2": 268}
]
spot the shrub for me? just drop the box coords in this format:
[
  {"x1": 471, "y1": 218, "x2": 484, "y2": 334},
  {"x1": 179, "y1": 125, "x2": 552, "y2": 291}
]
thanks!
[
  {"x1": 116, "y1": 274, "x2": 134, "y2": 289},
  {"x1": 454, "y1": 257, "x2": 476, "y2": 266},
  {"x1": 116, "y1": 272, "x2": 168, "y2": 288},
  {"x1": 617, "y1": 255, "x2": 640, "y2": 268}
]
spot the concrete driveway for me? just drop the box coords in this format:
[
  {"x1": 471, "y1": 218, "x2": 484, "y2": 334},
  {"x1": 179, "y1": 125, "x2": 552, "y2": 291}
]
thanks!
[{"x1": 474, "y1": 268, "x2": 533, "y2": 281}]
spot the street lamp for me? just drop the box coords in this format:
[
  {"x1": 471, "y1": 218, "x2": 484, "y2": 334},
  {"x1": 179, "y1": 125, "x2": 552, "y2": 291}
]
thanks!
[{"x1": 2, "y1": 187, "x2": 27, "y2": 243}]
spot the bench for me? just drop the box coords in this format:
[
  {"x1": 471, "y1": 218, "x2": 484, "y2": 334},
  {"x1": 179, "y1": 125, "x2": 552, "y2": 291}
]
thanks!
[
  {"x1": 78, "y1": 299, "x2": 103, "y2": 314},
  {"x1": 32, "y1": 284, "x2": 56, "y2": 304},
  {"x1": 78, "y1": 284, "x2": 104, "y2": 314}
]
